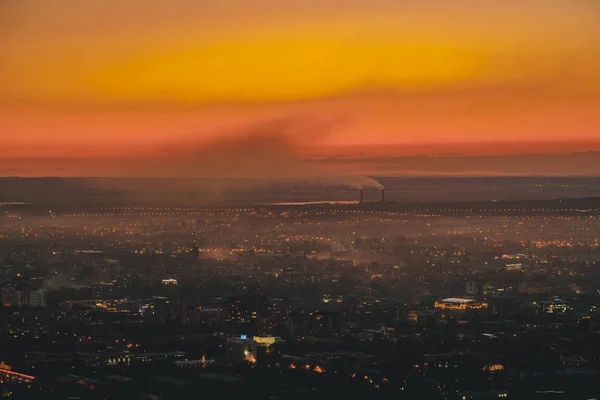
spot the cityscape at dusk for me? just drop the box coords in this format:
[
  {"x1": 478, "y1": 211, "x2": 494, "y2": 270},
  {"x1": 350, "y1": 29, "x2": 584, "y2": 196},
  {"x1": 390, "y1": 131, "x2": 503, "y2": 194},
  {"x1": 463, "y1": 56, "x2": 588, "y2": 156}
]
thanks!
[{"x1": 2, "y1": 1, "x2": 600, "y2": 399}]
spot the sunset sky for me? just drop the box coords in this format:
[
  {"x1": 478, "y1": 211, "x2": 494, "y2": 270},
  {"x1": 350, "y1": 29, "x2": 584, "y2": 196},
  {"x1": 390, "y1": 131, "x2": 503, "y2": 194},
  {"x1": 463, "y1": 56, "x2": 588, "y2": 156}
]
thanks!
[{"x1": 1, "y1": 0, "x2": 600, "y2": 176}]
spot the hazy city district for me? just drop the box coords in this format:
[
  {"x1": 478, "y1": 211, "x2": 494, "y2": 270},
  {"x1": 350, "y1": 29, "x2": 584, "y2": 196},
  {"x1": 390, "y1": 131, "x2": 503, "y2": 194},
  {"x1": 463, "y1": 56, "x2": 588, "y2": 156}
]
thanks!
[{"x1": 2, "y1": 178, "x2": 600, "y2": 399}]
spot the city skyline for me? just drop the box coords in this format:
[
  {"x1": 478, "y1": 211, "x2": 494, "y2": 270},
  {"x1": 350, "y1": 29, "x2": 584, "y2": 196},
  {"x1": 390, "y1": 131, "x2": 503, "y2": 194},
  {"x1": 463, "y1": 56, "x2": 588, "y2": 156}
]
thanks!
[{"x1": 3, "y1": 3, "x2": 600, "y2": 397}]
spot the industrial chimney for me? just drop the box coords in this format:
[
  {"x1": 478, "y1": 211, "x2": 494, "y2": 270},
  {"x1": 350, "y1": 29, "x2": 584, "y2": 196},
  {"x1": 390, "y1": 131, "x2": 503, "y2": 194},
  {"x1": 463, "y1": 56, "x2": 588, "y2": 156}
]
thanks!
[
  {"x1": 360, "y1": 189, "x2": 364, "y2": 203},
  {"x1": 381, "y1": 189, "x2": 385, "y2": 202}
]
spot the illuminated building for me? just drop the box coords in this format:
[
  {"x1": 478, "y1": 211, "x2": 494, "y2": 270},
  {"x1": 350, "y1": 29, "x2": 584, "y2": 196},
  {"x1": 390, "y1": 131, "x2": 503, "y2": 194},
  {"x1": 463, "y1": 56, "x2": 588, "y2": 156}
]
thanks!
[
  {"x1": 269, "y1": 297, "x2": 292, "y2": 319},
  {"x1": 504, "y1": 263, "x2": 522, "y2": 271},
  {"x1": 226, "y1": 337, "x2": 257, "y2": 364},
  {"x1": 222, "y1": 294, "x2": 272, "y2": 335},
  {"x1": 482, "y1": 282, "x2": 516, "y2": 297},
  {"x1": 139, "y1": 296, "x2": 173, "y2": 318},
  {"x1": 535, "y1": 298, "x2": 573, "y2": 314},
  {"x1": 434, "y1": 298, "x2": 488, "y2": 311},
  {"x1": 63, "y1": 299, "x2": 139, "y2": 313},
  {"x1": 1, "y1": 288, "x2": 26, "y2": 307},
  {"x1": 1, "y1": 288, "x2": 45, "y2": 308},
  {"x1": 80, "y1": 351, "x2": 185, "y2": 367},
  {"x1": 253, "y1": 336, "x2": 277, "y2": 347},
  {"x1": 482, "y1": 364, "x2": 505, "y2": 372}
]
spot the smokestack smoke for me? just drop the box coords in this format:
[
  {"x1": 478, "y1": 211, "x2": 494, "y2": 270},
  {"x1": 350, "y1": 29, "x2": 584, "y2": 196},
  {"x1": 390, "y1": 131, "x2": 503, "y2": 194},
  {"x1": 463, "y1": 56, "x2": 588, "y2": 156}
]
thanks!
[{"x1": 126, "y1": 116, "x2": 388, "y2": 203}]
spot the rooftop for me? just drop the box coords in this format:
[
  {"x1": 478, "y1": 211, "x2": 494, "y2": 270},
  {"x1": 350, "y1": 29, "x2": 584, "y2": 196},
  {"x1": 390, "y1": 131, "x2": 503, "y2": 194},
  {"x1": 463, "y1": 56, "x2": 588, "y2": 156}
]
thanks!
[{"x1": 441, "y1": 298, "x2": 476, "y2": 304}]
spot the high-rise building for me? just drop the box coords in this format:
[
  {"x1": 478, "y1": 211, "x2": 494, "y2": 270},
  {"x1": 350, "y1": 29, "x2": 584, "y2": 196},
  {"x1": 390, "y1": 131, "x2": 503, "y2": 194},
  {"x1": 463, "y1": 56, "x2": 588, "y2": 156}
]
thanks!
[
  {"x1": 1, "y1": 287, "x2": 25, "y2": 307},
  {"x1": 466, "y1": 281, "x2": 481, "y2": 297},
  {"x1": 1, "y1": 288, "x2": 45, "y2": 307},
  {"x1": 222, "y1": 294, "x2": 272, "y2": 335},
  {"x1": 28, "y1": 289, "x2": 45, "y2": 307}
]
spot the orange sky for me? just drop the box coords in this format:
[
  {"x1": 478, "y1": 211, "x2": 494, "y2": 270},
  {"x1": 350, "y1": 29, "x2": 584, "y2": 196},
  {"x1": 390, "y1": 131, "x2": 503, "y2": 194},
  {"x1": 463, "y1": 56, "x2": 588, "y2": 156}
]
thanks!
[{"x1": 1, "y1": 0, "x2": 600, "y2": 176}]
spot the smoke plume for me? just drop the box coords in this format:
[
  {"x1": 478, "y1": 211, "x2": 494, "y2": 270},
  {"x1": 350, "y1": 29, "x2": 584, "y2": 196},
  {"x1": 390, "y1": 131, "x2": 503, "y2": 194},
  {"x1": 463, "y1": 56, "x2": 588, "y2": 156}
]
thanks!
[{"x1": 151, "y1": 116, "x2": 385, "y2": 193}]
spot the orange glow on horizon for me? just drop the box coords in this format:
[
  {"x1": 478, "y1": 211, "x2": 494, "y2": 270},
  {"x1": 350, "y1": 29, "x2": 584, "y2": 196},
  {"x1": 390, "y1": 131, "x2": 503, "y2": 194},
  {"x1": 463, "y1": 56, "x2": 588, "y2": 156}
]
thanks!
[{"x1": 1, "y1": 0, "x2": 599, "y2": 176}]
